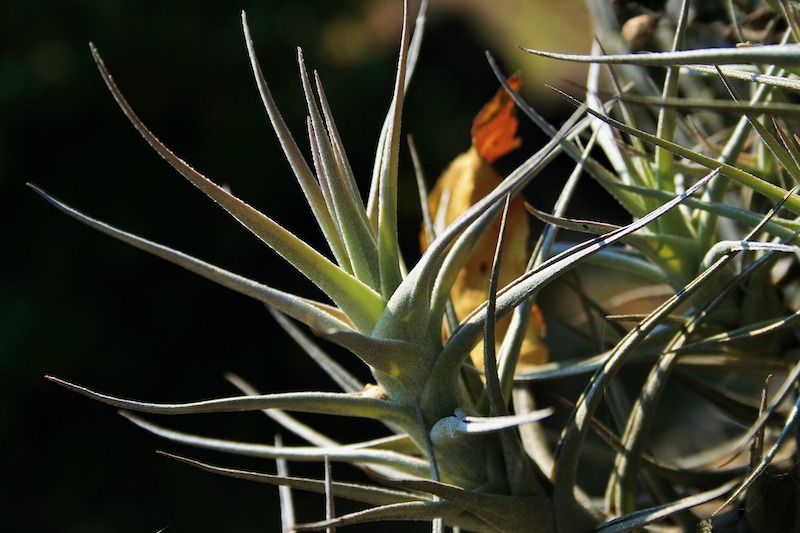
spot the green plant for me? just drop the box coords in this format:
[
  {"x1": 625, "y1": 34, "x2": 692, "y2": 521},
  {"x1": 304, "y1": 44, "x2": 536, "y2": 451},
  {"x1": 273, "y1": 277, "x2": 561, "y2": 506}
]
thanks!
[{"x1": 35, "y1": 0, "x2": 800, "y2": 531}]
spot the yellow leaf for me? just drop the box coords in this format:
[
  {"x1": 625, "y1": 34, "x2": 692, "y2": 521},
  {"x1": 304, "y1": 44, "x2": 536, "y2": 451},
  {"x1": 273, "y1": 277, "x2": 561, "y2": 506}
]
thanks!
[{"x1": 421, "y1": 76, "x2": 548, "y2": 375}]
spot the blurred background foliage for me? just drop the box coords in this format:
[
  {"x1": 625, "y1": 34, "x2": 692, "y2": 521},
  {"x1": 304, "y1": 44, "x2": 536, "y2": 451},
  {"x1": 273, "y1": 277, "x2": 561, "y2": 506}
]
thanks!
[{"x1": 2, "y1": 0, "x2": 600, "y2": 530}]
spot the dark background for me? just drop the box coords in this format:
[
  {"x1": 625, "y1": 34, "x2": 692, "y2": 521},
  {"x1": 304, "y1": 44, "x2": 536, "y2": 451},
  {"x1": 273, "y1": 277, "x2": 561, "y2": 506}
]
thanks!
[{"x1": 1, "y1": 1, "x2": 600, "y2": 531}]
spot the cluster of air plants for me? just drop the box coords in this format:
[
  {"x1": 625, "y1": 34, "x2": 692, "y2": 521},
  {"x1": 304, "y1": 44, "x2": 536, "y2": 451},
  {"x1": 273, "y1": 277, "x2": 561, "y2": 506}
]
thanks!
[{"x1": 36, "y1": 0, "x2": 800, "y2": 531}]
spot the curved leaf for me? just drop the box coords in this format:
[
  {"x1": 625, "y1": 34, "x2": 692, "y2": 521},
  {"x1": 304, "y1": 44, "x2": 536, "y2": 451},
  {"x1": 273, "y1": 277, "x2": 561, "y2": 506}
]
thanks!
[
  {"x1": 374, "y1": 0, "x2": 411, "y2": 298},
  {"x1": 293, "y1": 500, "x2": 465, "y2": 532},
  {"x1": 527, "y1": 206, "x2": 701, "y2": 284},
  {"x1": 159, "y1": 451, "x2": 427, "y2": 506},
  {"x1": 46, "y1": 375, "x2": 414, "y2": 427},
  {"x1": 121, "y1": 412, "x2": 429, "y2": 477},
  {"x1": 596, "y1": 480, "x2": 738, "y2": 533},
  {"x1": 678, "y1": 64, "x2": 800, "y2": 93},
  {"x1": 522, "y1": 43, "x2": 800, "y2": 67}
]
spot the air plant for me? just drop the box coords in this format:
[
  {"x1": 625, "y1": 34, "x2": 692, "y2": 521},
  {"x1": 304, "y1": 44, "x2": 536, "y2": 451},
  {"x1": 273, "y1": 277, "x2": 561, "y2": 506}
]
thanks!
[{"x1": 35, "y1": 0, "x2": 800, "y2": 531}]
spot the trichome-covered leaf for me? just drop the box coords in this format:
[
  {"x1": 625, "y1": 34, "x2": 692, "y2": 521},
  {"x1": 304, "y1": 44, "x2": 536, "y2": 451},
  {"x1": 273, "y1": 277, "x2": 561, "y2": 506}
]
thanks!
[{"x1": 420, "y1": 76, "x2": 548, "y2": 374}]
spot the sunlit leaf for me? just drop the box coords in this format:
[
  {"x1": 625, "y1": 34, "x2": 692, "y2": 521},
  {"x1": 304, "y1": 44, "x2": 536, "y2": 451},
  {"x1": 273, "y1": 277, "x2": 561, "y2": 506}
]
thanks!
[{"x1": 421, "y1": 76, "x2": 548, "y2": 375}]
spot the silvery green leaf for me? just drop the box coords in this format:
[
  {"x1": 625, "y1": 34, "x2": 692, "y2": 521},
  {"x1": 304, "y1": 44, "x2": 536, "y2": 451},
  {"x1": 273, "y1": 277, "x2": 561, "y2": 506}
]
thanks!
[
  {"x1": 298, "y1": 50, "x2": 380, "y2": 289},
  {"x1": 274, "y1": 434, "x2": 295, "y2": 532},
  {"x1": 522, "y1": 43, "x2": 800, "y2": 67},
  {"x1": 46, "y1": 375, "x2": 414, "y2": 428},
  {"x1": 429, "y1": 408, "x2": 553, "y2": 440},
  {"x1": 225, "y1": 372, "x2": 340, "y2": 447},
  {"x1": 240, "y1": 12, "x2": 349, "y2": 272},
  {"x1": 615, "y1": 93, "x2": 800, "y2": 117},
  {"x1": 373, "y1": 1, "x2": 410, "y2": 300},
  {"x1": 158, "y1": 451, "x2": 430, "y2": 505},
  {"x1": 701, "y1": 240, "x2": 800, "y2": 270},
  {"x1": 679, "y1": 64, "x2": 800, "y2": 93},
  {"x1": 293, "y1": 500, "x2": 464, "y2": 532},
  {"x1": 595, "y1": 480, "x2": 738, "y2": 533},
  {"x1": 29, "y1": 184, "x2": 351, "y2": 333},
  {"x1": 121, "y1": 411, "x2": 430, "y2": 477},
  {"x1": 526, "y1": 205, "x2": 701, "y2": 284}
]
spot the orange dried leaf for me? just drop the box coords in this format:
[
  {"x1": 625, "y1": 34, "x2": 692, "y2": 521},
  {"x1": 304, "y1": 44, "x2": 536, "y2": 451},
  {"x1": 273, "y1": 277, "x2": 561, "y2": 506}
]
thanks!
[{"x1": 471, "y1": 74, "x2": 522, "y2": 164}]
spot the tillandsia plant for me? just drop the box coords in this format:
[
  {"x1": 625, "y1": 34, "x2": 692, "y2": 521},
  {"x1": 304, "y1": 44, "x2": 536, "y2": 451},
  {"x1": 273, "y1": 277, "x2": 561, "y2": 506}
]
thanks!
[{"x1": 33, "y1": 0, "x2": 800, "y2": 531}]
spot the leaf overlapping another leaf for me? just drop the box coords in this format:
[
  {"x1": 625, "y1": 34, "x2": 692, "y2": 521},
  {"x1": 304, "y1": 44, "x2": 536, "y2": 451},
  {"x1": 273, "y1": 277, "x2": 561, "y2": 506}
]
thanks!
[{"x1": 38, "y1": 0, "x2": 800, "y2": 530}]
